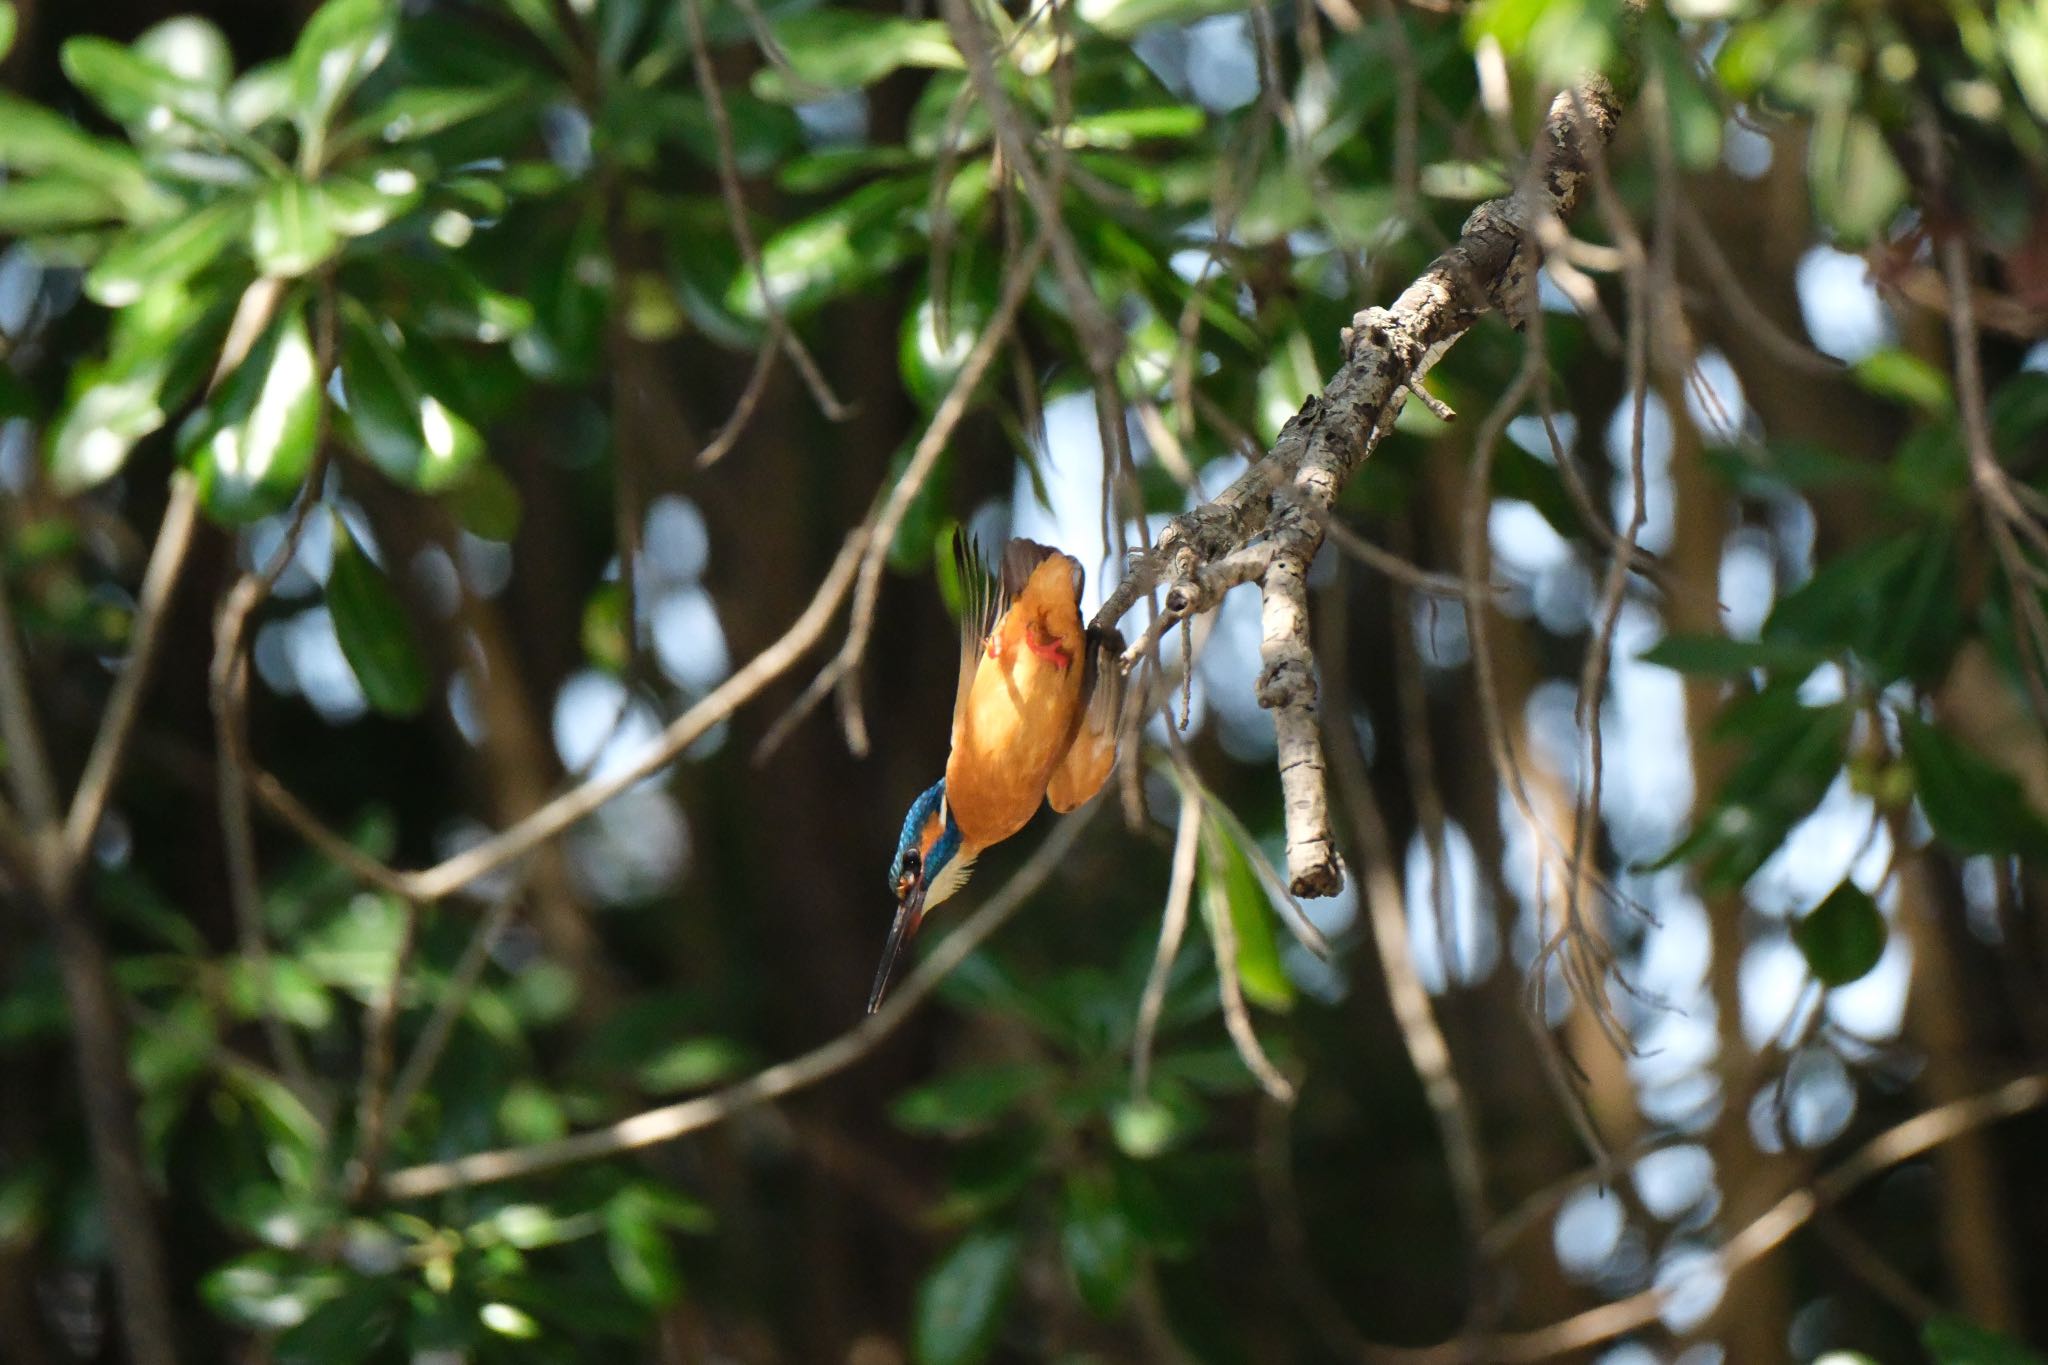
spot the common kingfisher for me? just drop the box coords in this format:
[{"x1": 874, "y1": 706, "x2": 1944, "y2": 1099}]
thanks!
[{"x1": 869, "y1": 538, "x2": 1126, "y2": 1012}]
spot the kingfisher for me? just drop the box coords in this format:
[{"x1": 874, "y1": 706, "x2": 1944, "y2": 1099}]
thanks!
[{"x1": 868, "y1": 538, "x2": 1126, "y2": 1012}]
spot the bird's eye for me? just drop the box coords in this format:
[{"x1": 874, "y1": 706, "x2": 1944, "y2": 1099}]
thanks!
[{"x1": 901, "y1": 850, "x2": 921, "y2": 877}]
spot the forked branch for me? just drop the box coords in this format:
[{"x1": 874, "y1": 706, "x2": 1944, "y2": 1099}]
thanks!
[{"x1": 1093, "y1": 77, "x2": 1623, "y2": 898}]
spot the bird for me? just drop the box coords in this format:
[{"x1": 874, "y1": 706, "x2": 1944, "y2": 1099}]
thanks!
[{"x1": 868, "y1": 537, "x2": 1126, "y2": 1013}]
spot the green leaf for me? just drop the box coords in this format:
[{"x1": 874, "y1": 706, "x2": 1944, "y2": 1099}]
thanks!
[
  {"x1": 1898, "y1": 715, "x2": 2048, "y2": 861},
  {"x1": 46, "y1": 286, "x2": 213, "y2": 492},
  {"x1": 1199, "y1": 816, "x2": 1293, "y2": 1012},
  {"x1": 1853, "y1": 347, "x2": 1953, "y2": 415},
  {"x1": 291, "y1": 0, "x2": 396, "y2": 149},
  {"x1": 345, "y1": 81, "x2": 526, "y2": 146},
  {"x1": 86, "y1": 194, "x2": 252, "y2": 308},
  {"x1": 187, "y1": 304, "x2": 322, "y2": 523},
  {"x1": 449, "y1": 461, "x2": 522, "y2": 541},
  {"x1": 1637, "y1": 634, "x2": 1831, "y2": 677},
  {"x1": 1999, "y1": 0, "x2": 2048, "y2": 124},
  {"x1": 251, "y1": 179, "x2": 341, "y2": 278},
  {"x1": 891, "y1": 1064, "x2": 1055, "y2": 1136},
  {"x1": 338, "y1": 310, "x2": 484, "y2": 491},
  {"x1": 1075, "y1": 0, "x2": 1248, "y2": 38},
  {"x1": 605, "y1": 1188, "x2": 684, "y2": 1308},
  {"x1": 1792, "y1": 882, "x2": 1886, "y2": 987},
  {"x1": 1653, "y1": 695, "x2": 1850, "y2": 890},
  {"x1": 726, "y1": 177, "x2": 923, "y2": 323},
  {"x1": 132, "y1": 17, "x2": 234, "y2": 92},
  {"x1": 318, "y1": 160, "x2": 423, "y2": 238},
  {"x1": 913, "y1": 1230, "x2": 1020, "y2": 1365},
  {"x1": 1924, "y1": 1315, "x2": 2048, "y2": 1365},
  {"x1": 0, "y1": 5, "x2": 15, "y2": 63},
  {"x1": 1060, "y1": 1175, "x2": 1137, "y2": 1316},
  {"x1": 753, "y1": 12, "x2": 959, "y2": 101},
  {"x1": 278, "y1": 1289, "x2": 397, "y2": 1360},
  {"x1": 202, "y1": 1252, "x2": 344, "y2": 1331},
  {"x1": 61, "y1": 36, "x2": 223, "y2": 133},
  {"x1": 1808, "y1": 103, "x2": 1907, "y2": 245},
  {"x1": 0, "y1": 175, "x2": 128, "y2": 233},
  {"x1": 1764, "y1": 528, "x2": 1959, "y2": 684},
  {"x1": 1064, "y1": 105, "x2": 1206, "y2": 149},
  {"x1": 479, "y1": 1303, "x2": 541, "y2": 1340},
  {"x1": 0, "y1": 91, "x2": 158, "y2": 205},
  {"x1": 327, "y1": 514, "x2": 431, "y2": 717},
  {"x1": 635, "y1": 1037, "x2": 748, "y2": 1094}
]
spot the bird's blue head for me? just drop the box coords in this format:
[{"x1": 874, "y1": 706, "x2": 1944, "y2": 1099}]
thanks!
[{"x1": 869, "y1": 779, "x2": 971, "y2": 1013}]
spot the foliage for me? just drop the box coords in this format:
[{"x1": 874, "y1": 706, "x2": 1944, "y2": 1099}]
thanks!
[{"x1": 2, "y1": 0, "x2": 2048, "y2": 1361}]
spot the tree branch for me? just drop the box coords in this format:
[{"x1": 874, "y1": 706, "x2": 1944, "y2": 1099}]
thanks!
[{"x1": 1093, "y1": 78, "x2": 1623, "y2": 897}]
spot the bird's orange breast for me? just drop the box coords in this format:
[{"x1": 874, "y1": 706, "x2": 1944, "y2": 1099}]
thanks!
[{"x1": 946, "y1": 554, "x2": 1086, "y2": 849}]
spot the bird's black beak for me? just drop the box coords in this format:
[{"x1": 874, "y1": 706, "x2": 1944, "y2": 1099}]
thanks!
[{"x1": 867, "y1": 881, "x2": 928, "y2": 1014}]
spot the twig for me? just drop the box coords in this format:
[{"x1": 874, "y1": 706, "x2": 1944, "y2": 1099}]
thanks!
[
  {"x1": 382, "y1": 876, "x2": 528, "y2": 1132},
  {"x1": 0, "y1": 573, "x2": 59, "y2": 834},
  {"x1": 814, "y1": 230, "x2": 1051, "y2": 757},
  {"x1": 403, "y1": 530, "x2": 867, "y2": 901},
  {"x1": 694, "y1": 332, "x2": 779, "y2": 468},
  {"x1": 681, "y1": 0, "x2": 849, "y2": 422},
  {"x1": 344, "y1": 897, "x2": 421, "y2": 1201},
  {"x1": 1200, "y1": 812, "x2": 1296, "y2": 1104},
  {"x1": 381, "y1": 806, "x2": 1094, "y2": 1199},
  {"x1": 1130, "y1": 781, "x2": 1203, "y2": 1097},
  {"x1": 60, "y1": 477, "x2": 200, "y2": 870}
]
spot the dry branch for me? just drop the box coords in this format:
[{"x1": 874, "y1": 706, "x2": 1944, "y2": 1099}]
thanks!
[{"x1": 1092, "y1": 78, "x2": 1623, "y2": 898}]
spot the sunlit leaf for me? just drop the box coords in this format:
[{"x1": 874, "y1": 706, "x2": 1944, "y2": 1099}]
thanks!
[
  {"x1": 0, "y1": 91, "x2": 159, "y2": 207},
  {"x1": 1808, "y1": 103, "x2": 1907, "y2": 245},
  {"x1": 479, "y1": 1303, "x2": 541, "y2": 1339},
  {"x1": 1075, "y1": 0, "x2": 1247, "y2": 38},
  {"x1": 725, "y1": 177, "x2": 924, "y2": 323},
  {"x1": 46, "y1": 285, "x2": 213, "y2": 492},
  {"x1": 345, "y1": 81, "x2": 526, "y2": 146},
  {"x1": 753, "y1": 11, "x2": 959, "y2": 102},
  {"x1": 1854, "y1": 347, "x2": 1953, "y2": 415},
  {"x1": 0, "y1": 176, "x2": 129, "y2": 233},
  {"x1": 187, "y1": 304, "x2": 322, "y2": 523},
  {"x1": 913, "y1": 1230, "x2": 1020, "y2": 1365},
  {"x1": 635, "y1": 1037, "x2": 748, "y2": 1094},
  {"x1": 61, "y1": 35, "x2": 223, "y2": 133},
  {"x1": 86, "y1": 194, "x2": 252, "y2": 307},
  {"x1": 251, "y1": 178, "x2": 341, "y2": 277},
  {"x1": 327, "y1": 515, "x2": 431, "y2": 717},
  {"x1": 201, "y1": 1252, "x2": 344, "y2": 1331},
  {"x1": 338, "y1": 308, "x2": 484, "y2": 491},
  {"x1": 291, "y1": 0, "x2": 396, "y2": 148},
  {"x1": 132, "y1": 16, "x2": 233, "y2": 91}
]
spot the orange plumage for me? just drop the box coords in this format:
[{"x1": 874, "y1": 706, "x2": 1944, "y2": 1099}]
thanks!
[
  {"x1": 869, "y1": 537, "x2": 1124, "y2": 1012},
  {"x1": 947, "y1": 549, "x2": 1087, "y2": 847}
]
